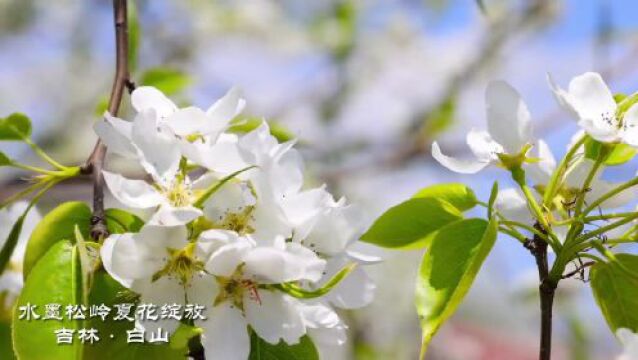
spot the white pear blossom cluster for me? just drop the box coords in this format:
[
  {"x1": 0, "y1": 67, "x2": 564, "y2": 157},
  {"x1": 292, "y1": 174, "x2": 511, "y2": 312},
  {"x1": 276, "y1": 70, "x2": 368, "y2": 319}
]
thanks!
[
  {"x1": 432, "y1": 72, "x2": 638, "y2": 230},
  {"x1": 95, "y1": 86, "x2": 377, "y2": 359}
]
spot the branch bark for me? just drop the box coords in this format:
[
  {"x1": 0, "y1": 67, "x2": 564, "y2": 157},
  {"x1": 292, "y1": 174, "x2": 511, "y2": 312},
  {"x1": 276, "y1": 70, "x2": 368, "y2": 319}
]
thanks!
[
  {"x1": 524, "y1": 222, "x2": 558, "y2": 360},
  {"x1": 82, "y1": 0, "x2": 131, "y2": 240}
]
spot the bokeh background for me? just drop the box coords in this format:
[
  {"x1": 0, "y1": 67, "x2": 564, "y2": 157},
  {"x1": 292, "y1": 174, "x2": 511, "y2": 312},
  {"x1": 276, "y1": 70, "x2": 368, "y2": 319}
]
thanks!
[{"x1": 2, "y1": 0, "x2": 638, "y2": 359}]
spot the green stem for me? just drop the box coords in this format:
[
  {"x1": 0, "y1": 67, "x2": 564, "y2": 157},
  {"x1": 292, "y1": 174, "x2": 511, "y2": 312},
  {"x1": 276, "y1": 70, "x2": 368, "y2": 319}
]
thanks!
[
  {"x1": 543, "y1": 134, "x2": 586, "y2": 206},
  {"x1": 498, "y1": 227, "x2": 527, "y2": 243},
  {"x1": 583, "y1": 176, "x2": 638, "y2": 215},
  {"x1": 11, "y1": 162, "x2": 60, "y2": 176},
  {"x1": 583, "y1": 212, "x2": 636, "y2": 223},
  {"x1": 576, "y1": 213, "x2": 638, "y2": 243},
  {"x1": 23, "y1": 137, "x2": 66, "y2": 170},
  {"x1": 574, "y1": 158, "x2": 604, "y2": 218},
  {"x1": 500, "y1": 220, "x2": 550, "y2": 242}
]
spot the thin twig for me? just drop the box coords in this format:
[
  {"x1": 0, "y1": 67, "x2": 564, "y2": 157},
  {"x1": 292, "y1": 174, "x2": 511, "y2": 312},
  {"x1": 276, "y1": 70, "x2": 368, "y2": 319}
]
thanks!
[
  {"x1": 561, "y1": 261, "x2": 595, "y2": 279},
  {"x1": 82, "y1": 0, "x2": 131, "y2": 240}
]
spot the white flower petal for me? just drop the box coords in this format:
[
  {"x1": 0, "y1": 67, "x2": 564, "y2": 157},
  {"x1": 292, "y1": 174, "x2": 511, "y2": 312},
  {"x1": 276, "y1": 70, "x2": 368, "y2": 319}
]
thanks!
[
  {"x1": 166, "y1": 107, "x2": 210, "y2": 136},
  {"x1": 299, "y1": 303, "x2": 347, "y2": 347},
  {"x1": 186, "y1": 274, "x2": 218, "y2": 307},
  {"x1": 325, "y1": 262, "x2": 375, "y2": 309},
  {"x1": 244, "y1": 290, "x2": 305, "y2": 345},
  {"x1": 616, "y1": 328, "x2": 638, "y2": 360},
  {"x1": 180, "y1": 134, "x2": 250, "y2": 174},
  {"x1": 200, "y1": 303, "x2": 249, "y2": 360},
  {"x1": 105, "y1": 233, "x2": 161, "y2": 281},
  {"x1": 525, "y1": 140, "x2": 556, "y2": 186},
  {"x1": 148, "y1": 204, "x2": 203, "y2": 226},
  {"x1": 485, "y1": 80, "x2": 532, "y2": 153},
  {"x1": 494, "y1": 188, "x2": 534, "y2": 225},
  {"x1": 131, "y1": 86, "x2": 177, "y2": 119},
  {"x1": 621, "y1": 104, "x2": 638, "y2": 147},
  {"x1": 431, "y1": 141, "x2": 490, "y2": 174},
  {"x1": 205, "y1": 239, "x2": 253, "y2": 277},
  {"x1": 131, "y1": 110, "x2": 181, "y2": 184},
  {"x1": 94, "y1": 113, "x2": 136, "y2": 158},
  {"x1": 102, "y1": 170, "x2": 164, "y2": 209},
  {"x1": 100, "y1": 236, "x2": 133, "y2": 288},
  {"x1": 206, "y1": 87, "x2": 246, "y2": 129},
  {"x1": 243, "y1": 245, "x2": 326, "y2": 284}
]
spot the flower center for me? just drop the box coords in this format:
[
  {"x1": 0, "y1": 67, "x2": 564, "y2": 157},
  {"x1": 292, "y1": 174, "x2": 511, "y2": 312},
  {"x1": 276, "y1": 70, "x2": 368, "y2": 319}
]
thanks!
[
  {"x1": 601, "y1": 111, "x2": 621, "y2": 129},
  {"x1": 152, "y1": 242, "x2": 204, "y2": 286},
  {"x1": 214, "y1": 265, "x2": 261, "y2": 309},
  {"x1": 162, "y1": 180, "x2": 194, "y2": 207},
  {"x1": 216, "y1": 206, "x2": 256, "y2": 235}
]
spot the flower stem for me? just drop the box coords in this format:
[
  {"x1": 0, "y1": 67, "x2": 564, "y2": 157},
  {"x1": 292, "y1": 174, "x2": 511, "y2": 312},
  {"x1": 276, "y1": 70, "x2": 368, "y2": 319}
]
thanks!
[
  {"x1": 583, "y1": 176, "x2": 638, "y2": 215},
  {"x1": 23, "y1": 137, "x2": 66, "y2": 170},
  {"x1": 542, "y1": 134, "x2": 586, "y2": 207}
]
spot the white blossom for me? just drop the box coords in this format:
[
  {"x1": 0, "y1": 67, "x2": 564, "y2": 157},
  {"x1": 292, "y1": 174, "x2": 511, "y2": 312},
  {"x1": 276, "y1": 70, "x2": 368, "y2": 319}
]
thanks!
[
  {"x1": 548, "y1": 72, "x2": 638, "y2": 146},
  {"x1": 432, "y1": 81, "x2": 533, "y2": 173}
]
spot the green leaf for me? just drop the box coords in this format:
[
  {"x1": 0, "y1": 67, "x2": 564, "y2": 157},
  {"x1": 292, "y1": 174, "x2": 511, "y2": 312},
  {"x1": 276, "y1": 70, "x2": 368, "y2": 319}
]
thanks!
[
  {"x1": 412, "y1": 183, "x2": 477, "y2": 212},
  {"x1": 583, "y1": 137, "x2": 602, "y2": 160},
  {"x1": 605, "y1": 144, "x2": 637, "y2": 166},
  {"x1": 0, "y1": 113, "x2": 32, "y2": 141},
  {"x1": 140, "y1": 67, "x2": 191, "y2": 96},
  {"x1": 361, "y1": 198, "x2": 463, "y2": 249},
  {"x1": 0, "y1": 321, "x2": 15, "y2": 359},
  {"x1": 229, "y1": 117, "x2": 295, "y2": 143},
  {"x1": 13, "y1": 240, "x2": 83, "y2": 360},
  {"x1": 0, "y1": 151, "x2": 12, "y2": 166},
  {"x1": 590, "y1": 254, "x2": 638, "y2": 333},
  {"x1": 249, "y1": 332, "x2": 319, "y2": 360},
  {"x1": 0, "y1": 202, "x2": 35, "y2": 274},
  {"x1": 105, "y1": 208, "x2": 144, "y2": 234},
  {"x1": 23, "y1": 201, "x2": 91, "y2": 278},
  {"x1": 415, "y1": 218, "x2": 497, "y2": 358},
  {"x1": 83, "y1": 271, "x2": 187, "y2": 360},
  {"x1": 170, "y1": 324, "x2": 202, "y2": 350}
]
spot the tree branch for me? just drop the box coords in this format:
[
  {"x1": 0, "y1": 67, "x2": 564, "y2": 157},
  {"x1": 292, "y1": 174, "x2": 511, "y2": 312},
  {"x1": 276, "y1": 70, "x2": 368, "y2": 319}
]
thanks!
[
  {"x1": 524, "y1": 222, "x2": 558, "y2": 360},
  {"x1": 82, "y1": 0, "x2": 130, "y2": 240}
]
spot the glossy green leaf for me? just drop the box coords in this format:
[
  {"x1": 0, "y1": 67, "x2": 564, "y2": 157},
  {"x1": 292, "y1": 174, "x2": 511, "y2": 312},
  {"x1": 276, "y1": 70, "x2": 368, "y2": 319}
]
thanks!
[
  {"x1": 83, "y1": 271, "x2": 186, "y2": 360},
  {"x1": 412, "y1": 183, "x2": 477, "y2": 212},
  {"x1": 13, "y1": 240, "x2": 83, "y2": 360},
  {"x1": 140, "y1": 67, "x2": 191, "y2": 96},
  {"x1": 170, "y1": 324, "x2": 202, "y2": 350},
  {"x1": 0, "y1": 113, "x2": 31, "y2": 141},
  {"x1": 229, "y1": 117, "x2": 295, "y2": 143},
  {"x1": 590, "y1": 254, "x2": 638, "y2": 333},
  {"x1": 23, "y1": 201, "x2": 91, "y2": 278},
  {"x1": 416, "y1": 218, "x2": 497, "y2": 359},
  {"x1": 105, "y1": 208, "x2": 144, "y2": 234},
  {"x1": 605, "y1": 144, "x2": 637, "y2": 166},
  {"x1": 0, "y1": 321, "x2": 15, "y2": 359},
  {"x1": 0, "y1": 203, "x2": 34, "y2": 274},
  {"x1": 249, "y1": 332, "x2": 319, "y2": 360},
  {"x1": 361, "y1": 198, "x2": 463, "y2": 249}
]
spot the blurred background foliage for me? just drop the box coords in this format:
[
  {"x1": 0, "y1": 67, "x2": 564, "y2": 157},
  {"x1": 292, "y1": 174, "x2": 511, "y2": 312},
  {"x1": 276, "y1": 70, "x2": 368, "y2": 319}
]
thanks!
[{"x1": 1, "y1": 0, "x2": 638, "y2": 359}]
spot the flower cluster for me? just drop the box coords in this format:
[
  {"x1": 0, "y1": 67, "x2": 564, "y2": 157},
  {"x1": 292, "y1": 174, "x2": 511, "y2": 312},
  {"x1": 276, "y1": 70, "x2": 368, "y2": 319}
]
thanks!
[
  {"x1": 96, "y1": 86, "x2": 377, "y2": 359},
  {"x1": 433, "y1": 72, "x2": 638, "y2": 233}
]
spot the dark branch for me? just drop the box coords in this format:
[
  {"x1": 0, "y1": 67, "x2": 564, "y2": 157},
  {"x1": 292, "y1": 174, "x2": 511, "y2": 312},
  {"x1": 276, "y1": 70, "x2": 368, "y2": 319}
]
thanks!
[
  {"x1": 526, "y1": 222, "x2": 557, "y2": 360},
  {"x1": 83, "y1": 0, "x2": 130, "y2": 240}
]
